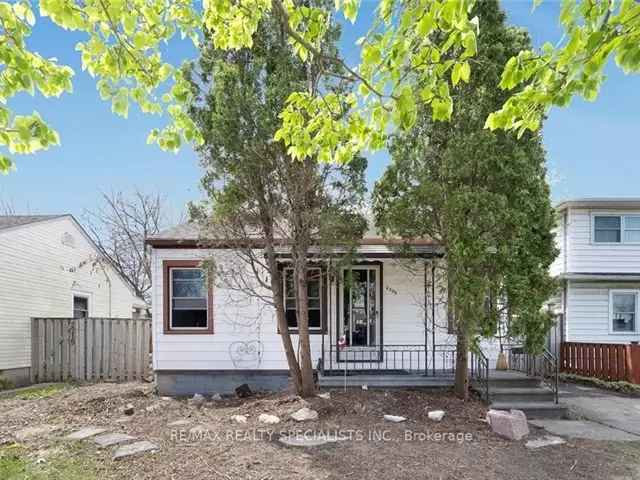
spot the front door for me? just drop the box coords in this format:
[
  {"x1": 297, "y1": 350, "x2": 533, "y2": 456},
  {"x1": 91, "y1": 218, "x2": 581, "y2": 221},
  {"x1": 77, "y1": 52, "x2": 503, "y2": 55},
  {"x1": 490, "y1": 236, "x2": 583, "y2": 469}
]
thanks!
[{"x1": 339, "y1": 266, "x2": 381, "y2": 349}]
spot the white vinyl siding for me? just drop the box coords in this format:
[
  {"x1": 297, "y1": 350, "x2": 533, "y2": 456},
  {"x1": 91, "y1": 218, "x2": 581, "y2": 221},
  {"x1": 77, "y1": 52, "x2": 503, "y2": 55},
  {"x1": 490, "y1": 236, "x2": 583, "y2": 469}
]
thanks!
[
  {"x1": 0, "y1": 217, "x2": 139, "y2": 370},
  {"x1": 565, "y1": 281, "x2": 640, "y2": 343},
  {"x1": 151, "y1": 248, "x2": 501, "y2": 372},
  {"x1": 563, "y1": 209, "x2": 640, "y2": 273}
]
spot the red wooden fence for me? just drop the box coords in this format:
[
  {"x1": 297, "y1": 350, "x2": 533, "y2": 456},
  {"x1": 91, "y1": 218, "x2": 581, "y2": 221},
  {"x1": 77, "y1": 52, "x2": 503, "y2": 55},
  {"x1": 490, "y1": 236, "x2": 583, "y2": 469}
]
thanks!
[{"x1": 560, "y1": 342, "x2": 640, "y2": 383}]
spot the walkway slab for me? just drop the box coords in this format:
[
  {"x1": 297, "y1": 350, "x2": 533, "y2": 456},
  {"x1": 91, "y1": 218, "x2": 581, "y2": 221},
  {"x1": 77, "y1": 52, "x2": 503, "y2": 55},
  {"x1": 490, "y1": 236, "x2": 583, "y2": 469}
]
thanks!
[
  {"x1": 530, "y1": 419, "x2": 640, "y2": 442},
  {"x1": 93, "y1": 432, "x2": 136, "y2": 447},
  {"x1": 113, "y1": 441, "x2": 160, "y2": 460},
  {"x1": 65, "y1": 427, "x2": 107, "y2": 441}
]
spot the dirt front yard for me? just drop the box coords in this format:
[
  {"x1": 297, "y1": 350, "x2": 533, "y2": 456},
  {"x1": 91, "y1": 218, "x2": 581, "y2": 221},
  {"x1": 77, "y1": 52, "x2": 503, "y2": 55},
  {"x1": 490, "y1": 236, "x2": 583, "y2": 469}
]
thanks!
[{"x1": 1, "y1": 382, "x2": 638, "y2": 480}]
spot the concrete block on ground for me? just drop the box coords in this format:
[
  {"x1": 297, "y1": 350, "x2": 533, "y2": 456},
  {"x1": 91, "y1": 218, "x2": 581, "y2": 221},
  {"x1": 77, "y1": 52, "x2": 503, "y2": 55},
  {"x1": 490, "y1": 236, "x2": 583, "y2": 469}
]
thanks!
[{"x1": 487, "y1": 409, "x2": 529, "y2": 440}]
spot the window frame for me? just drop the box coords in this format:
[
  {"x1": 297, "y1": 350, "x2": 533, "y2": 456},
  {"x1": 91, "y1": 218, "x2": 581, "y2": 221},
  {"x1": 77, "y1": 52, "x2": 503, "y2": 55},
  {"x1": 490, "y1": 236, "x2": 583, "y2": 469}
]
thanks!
[
  {"x1": 609, "y1": 289, "x2": 638, "y2": 335},
  {"x1": 592, "y1": 213, "x2": 640, "y2": 244},
  {"x1": 72, "y1": 294, "x2": 89, "y2": 319},
  {"x1": 163, "y1": 260, "x2": 213, "y2": 334},
  {"x1": 280, "y1": 266, "x2": 327, "y2": 335}
]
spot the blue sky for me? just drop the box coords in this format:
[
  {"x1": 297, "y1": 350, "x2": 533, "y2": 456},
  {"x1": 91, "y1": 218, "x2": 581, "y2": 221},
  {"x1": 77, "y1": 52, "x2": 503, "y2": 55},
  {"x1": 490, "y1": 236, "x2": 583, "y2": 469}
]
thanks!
[{"x1": 1, "y1": 1, "x2": 638, "y2": 219}]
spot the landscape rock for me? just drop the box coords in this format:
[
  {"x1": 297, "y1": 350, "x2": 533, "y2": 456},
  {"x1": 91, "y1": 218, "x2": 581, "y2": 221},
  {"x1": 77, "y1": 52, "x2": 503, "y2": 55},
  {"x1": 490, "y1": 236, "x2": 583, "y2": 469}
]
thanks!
[
  {"x1": 113, "y1": 440, "x2": 159, "y2": 460},
  {"x1": 258, "y1": 414, "x2": 280, "y2": 425},
  {"x1": 65, "y1": 427, "x2": 106, "y2": 441},
  {"x1": 123, "y1": 404, "x2": 135, "y2": 416},
  {"x1": 14, "y1": 425, "x2": 59, "y2": 441},
  {"x1": 190, "y1": 393, "x2": 206, "y2": 407},
  {"x1": 145, "y1": 403, "x2": 162, "y2": 413},
  {"x1": 279, "y1": 434, "x2": 342, "y2": 447},
  {"x1": 211, "y1": 393, "x2": 223, "y2": 401},
  {"x1": 93, "y1": 432, "x2": 136, "y2": 447},
  {"x1": 291, "y1": 407, "x2": 319, "y2": 422},
  {"x1": 428, "y1": 410, "x2": 445, "y2": 422},
  {"x1": 167, "y1": 420, "x2": 191, "y2": 427},
  {"x1": 486, "y1": 409, "x2": 529, "y2": 440},
  {"x1": 317, "y1": 392, "x2": 331, "y2": 400},
  {"x1": 361, "y1": 385, "x2": 368, "y2": 391},
  {"x1": 383, "y1": 414, "x2": 407, "y2": 423},
  {"x1": 232, "y1": 415, "x2": 248, "y2": 424},
  {"x1": 235, "y1": 384, "x2": 253, "y2": 398},
  {"x1": 525, "y1": 435, "x2": 566, "y2": 449}
]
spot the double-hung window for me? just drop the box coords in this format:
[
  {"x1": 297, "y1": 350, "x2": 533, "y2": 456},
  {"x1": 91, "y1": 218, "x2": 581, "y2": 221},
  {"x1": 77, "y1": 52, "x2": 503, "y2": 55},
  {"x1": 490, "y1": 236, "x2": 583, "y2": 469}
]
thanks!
[
  {"x1": 282, "y1": 267, "x2": 324, "y2": 333},
  {"x1": 593, "y1": 214, "x2": 640, "y2": 243},
  {"x1": 164, "y1": 261, "x2": 213, "y2": 333},
  {"x1": 610, "y1": 291, "x2": 637, "y2": 333}
]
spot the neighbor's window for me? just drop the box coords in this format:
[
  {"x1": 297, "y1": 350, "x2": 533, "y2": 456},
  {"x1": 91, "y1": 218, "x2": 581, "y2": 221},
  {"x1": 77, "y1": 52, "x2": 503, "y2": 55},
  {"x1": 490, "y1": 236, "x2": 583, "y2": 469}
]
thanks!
[
  {"x1": 594, "y1": 215, "x2": 621, "y2": 243},
  {"x1": 611, "y1": 291, "x2": 636, "y2": 333},
  {"x1": 283, "y1": 267, "x2": 323, "y2": 332},
  {"x1": 73, "y1": 296, "x2": 88, "y2": 319},
  {"x1": 170, "y1": 268, "x2": 208, "y2": 329}
]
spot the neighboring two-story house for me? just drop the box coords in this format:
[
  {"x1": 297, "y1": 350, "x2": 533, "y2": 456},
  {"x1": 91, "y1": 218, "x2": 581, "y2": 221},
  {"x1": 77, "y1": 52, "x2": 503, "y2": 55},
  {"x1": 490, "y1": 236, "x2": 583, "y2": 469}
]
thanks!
[{"x1": 551, "y1": 198, "x2": 640, "y2": 346}]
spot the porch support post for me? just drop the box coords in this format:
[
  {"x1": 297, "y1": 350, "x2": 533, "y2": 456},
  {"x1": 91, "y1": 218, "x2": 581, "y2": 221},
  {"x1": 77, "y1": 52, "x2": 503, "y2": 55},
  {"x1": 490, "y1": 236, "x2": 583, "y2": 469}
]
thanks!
[{"x1": 423, "y1": 261, "x2": 428, "y2": 375}]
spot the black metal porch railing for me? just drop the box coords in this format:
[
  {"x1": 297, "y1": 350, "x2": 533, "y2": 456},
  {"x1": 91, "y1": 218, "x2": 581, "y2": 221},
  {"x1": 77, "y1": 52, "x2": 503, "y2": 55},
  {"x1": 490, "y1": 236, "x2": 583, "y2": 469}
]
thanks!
[
  {"x1": 470, "y1": 348, "x2": 490, "y2": 402},
  {"x1": 507, "y1": 345, "x2": 559, "y2": 404},
  {"x1": 319, "y1": 343, "x2": 456, "y2": 376}
]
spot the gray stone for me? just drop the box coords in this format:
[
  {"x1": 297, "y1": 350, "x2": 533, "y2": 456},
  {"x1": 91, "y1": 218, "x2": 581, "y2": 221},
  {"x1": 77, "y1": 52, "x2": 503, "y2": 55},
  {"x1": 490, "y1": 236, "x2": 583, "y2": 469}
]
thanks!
[
  {"x1": 487, "y1": 409, "x2": 529, "y2": 440},
  {"x1": 525, "y1": 435, "x2": 566, "y2": 449},
  {"x1": 15, "y1": 425, "x2": 59, "y2": 441},
  {"x1": 530, "y1": 419, "x2": 640, "y2": 442},
  {"x1": 317, "y1": 392, "x2": 331, "y2": 400},
  {"x1": 190, "y1": 393, "x2": 206, "y2": 406},
  {"x1": 291, "y1": 408, "x2": 319, "y2": 422},
  {"x1": 93, "y1": 432, "x2": 136, "y2": 447},
  {"x1": 383, "y1": 414, "x2": 407, "y2": 423},
  {"x1": 279, "y1": 434, "x2": 342, "y2": 447},
  {"x1": 232, "y1": 415, "x2": 248, "y2": 424},
  {"x1": 211, "y1": 393, "x2": 223, "y2": 401},
  {"x1": 167, "y1": 420, "x2": 191, "y2": 427},
  {"x1": 65, "y1": 427, "x2": 106, "y2": 441},
  {"x1": 113, "y1": 440, "x2": 159, "y2": 460},
  {"x1": 427, "y1": 410, "x2": 445, "y2": 422},
  {"x1": 258, "y1": 414, "x2": 280, "y2": 424},
  {"x1": 361, "y1": 384, "x2": 368, "y2": 391}
]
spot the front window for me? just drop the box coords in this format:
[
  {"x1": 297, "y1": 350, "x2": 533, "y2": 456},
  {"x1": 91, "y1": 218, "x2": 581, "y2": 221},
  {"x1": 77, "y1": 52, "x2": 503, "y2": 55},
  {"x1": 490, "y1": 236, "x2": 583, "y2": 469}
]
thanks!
[
  {"x1": 170, "y1": 268, "x2": 208, "y2": 329},
  {"x1": 283, "y1": 267, "x2": 323, "y2": 332},
  {"x1": 611, "y1": 291, "x2": 636, "y2": 333}
]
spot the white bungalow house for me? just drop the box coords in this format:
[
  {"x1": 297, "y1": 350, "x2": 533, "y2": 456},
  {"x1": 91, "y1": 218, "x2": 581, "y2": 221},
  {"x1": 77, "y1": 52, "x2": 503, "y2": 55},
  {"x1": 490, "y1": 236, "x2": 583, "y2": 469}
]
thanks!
[
  {"x1": 0, "y1": 215, "x2": 147, "y2": 386},
  {"x1": 146, "y1": 223, "x2": 506, "y2": 397},
  {"x1": 550, "y1": 198, "x2": 640, "y2": 347}
]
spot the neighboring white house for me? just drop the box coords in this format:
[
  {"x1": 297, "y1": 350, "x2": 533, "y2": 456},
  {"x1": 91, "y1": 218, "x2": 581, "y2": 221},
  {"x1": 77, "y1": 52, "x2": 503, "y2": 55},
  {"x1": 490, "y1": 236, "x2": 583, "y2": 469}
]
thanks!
[
  {"x1": 551, "y1": 198, "x2": 640, "y2": 346},
  {"x1": 0, "y1": 215, "x2": 147, "y2": 386},
  {"x1": 146, "y1": 224, "x2": 502, "y2": 396}
]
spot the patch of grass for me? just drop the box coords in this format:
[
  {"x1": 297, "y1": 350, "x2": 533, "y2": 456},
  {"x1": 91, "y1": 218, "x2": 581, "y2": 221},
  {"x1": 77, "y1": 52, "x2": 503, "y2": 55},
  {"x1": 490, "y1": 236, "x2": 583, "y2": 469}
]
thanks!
[
  {"x1": 11, "y1": 384, "x2": 70, "y2": 400},
  {"x1": 0, "y1": 376, "x2": 14, "y2": 390},
  {"x1": 0, "y1": 443, "x2": 97, "y2": 480},
  {"x1": 560, "y1": 373, "x2": 640, "y2": 396}
]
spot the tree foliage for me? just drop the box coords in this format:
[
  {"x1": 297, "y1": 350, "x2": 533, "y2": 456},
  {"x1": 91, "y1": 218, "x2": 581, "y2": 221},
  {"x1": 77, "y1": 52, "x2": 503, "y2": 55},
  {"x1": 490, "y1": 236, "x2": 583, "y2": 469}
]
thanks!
[
  {"x1": 2, "y1": 0, "x2": 638, "y2": 173},
  {"x1": 372, "y1": 0, "x2": 558, "y2": 397},
  {"x1": 186, "y1": 11, "x2": 367, "y2": 396}
]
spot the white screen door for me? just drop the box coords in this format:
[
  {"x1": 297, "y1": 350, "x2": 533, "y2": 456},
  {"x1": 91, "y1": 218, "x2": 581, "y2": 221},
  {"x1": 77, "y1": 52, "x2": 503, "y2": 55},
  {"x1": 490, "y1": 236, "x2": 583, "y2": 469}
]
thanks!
[{"x1": 339, "y1": 266, "x2": 380, "y2": 347}]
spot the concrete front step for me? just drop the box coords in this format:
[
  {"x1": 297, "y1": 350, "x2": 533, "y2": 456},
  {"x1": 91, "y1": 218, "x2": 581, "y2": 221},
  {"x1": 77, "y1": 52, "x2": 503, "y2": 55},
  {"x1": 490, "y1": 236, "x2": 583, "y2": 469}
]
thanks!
[
  {"x1": 488, "y1": 377, "x2": 542, "y2": 389},
  {"x1": 489, "y1": 401, "x2": 568, "y2": 420},
  {"x1": 490, "y1": 387, "x2": 555, "y2": 403},
  {"x1": 318, "y1": 374, "x2": 454, "y2": 389}
]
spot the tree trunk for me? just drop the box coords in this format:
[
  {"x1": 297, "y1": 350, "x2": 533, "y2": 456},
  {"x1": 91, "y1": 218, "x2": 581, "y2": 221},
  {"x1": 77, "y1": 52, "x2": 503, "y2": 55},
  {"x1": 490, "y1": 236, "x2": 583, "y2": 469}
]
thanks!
[
  {"x1": 294, "y1": 256, "x2": 316, "y2": 397},
  {"x1": 454, "y1": 328, "x2": 469, "y2": 400}
]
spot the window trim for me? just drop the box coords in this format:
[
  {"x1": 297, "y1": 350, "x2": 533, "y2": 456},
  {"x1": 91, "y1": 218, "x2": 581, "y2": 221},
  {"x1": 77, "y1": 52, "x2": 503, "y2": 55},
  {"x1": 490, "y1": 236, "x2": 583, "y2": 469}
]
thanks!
[
  {"x1": 163, "y1": 260, "x2": 213, "y2": 334},
  {"x1": 279, "y1": 265, "x2": 327, "y2": 335},
  {"x1": 72, "y1": 293, "x2": 90, "y2": 319},
  {"x1": 592, "y1": 213, "x2": 640, "y2": 244},
  {"x1": 608, "y1": 289, "x2": 638, "y2": 335}
]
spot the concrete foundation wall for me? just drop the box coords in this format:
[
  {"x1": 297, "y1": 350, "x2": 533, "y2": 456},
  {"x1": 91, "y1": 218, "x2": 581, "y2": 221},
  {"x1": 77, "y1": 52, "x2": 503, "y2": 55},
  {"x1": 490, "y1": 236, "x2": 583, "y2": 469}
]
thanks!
[
  {"x1": 0, "y1": 366, "x2": 31, "y2": 388},
  {"x1": 156, "y1": 370, "x2": 291, "y2": 396}
]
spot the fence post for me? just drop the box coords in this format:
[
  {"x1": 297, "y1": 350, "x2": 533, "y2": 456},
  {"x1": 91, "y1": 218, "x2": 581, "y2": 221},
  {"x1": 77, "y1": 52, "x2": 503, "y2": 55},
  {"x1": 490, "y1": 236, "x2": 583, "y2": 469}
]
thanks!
[{"x1": 628, "y1": 342, "x2": 640, "y2": 384}]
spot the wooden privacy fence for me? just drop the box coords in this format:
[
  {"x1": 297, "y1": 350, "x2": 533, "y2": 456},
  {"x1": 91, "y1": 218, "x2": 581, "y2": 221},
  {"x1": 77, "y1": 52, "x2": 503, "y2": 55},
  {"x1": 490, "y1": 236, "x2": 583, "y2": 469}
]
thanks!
[
  {"x1": 559, "y1": 341, "x2": 640, "y2": 383},
  {"x1": 31, "y1": 317, "x2": 152, "y2": 383}
]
